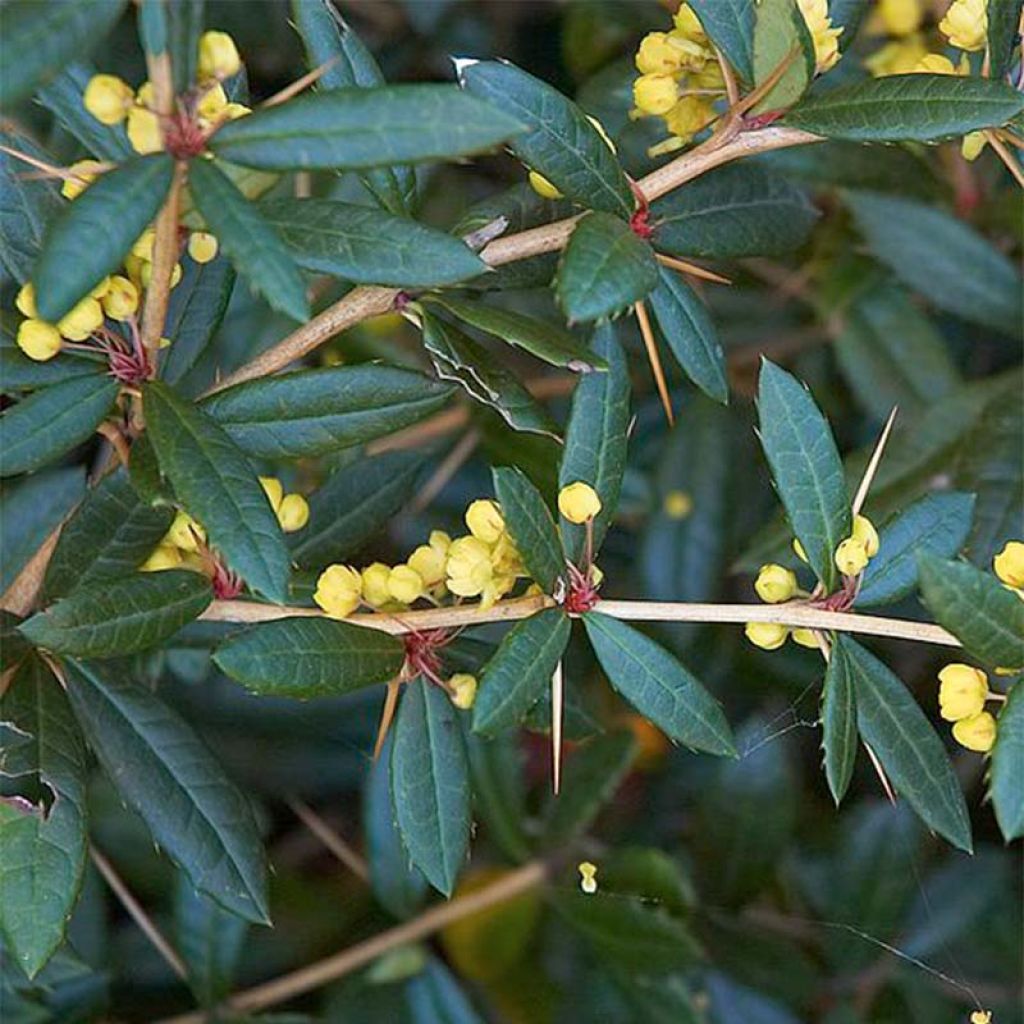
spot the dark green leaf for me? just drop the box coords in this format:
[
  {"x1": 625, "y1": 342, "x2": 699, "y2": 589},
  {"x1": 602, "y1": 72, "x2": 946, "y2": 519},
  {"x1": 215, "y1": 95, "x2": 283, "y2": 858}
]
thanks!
[
  {"x1": 258, "y1": 199, "x2": 485, "y2": 288},
  {"x1": 0, "y1": 658, "x2": 88, "y2": 979},
  {"x1": 188, "y1": 158, "x2": 308, "y2": 323},
  {"x1": 690, "y1": 0, "x2": 755, "y2": 83},
  {"x1": 472, "y1": 609, "x2": 570, "y2": 736},
  {"x1": 0, "y1": 344, "x2": 104, "y2": 392},
  {"x1": 37, "y1": 63, "x2": 133, "y2": 162},
  {"x1": 202, "y1": 364, "x2": 452, "y2": 459},
  {"x1": 406, "y1": 958, "x2": 483, "y2": 1024},
  {"x1": 821, "y1": 646, "x2": 857, "y2": 805},
  {"x1": 856, "y1": 493, "x2": 974, "y2": 608},
  {"x1": 34, "y1": 155, "x2": 173, "y2": 323},
  {"x1": 988, "y1": 0, "x2": 1024, "y2": 78},
  {"x1": 0, "y1": 375, "x2": 118, "y2": 478},
  {"x1": 210, "y1": 85, "x2": 524, "y2": 171},
  {"x1": 0, "y1": 0, "x2": 127, "y2": 107},
  {"x1": 166, "y1": 0, "x2": 203, "y2": 92},
  {"x1": 829, "y1": 0, "x2": 871, "y2": 51},
  {"x1": 465, "y1": 732, "x2": 530, "y2": 863},
  {"x1": 917, "y1": 554, "x2": 1024, "y2": 671},
  {"x1": 838, "y1": 634, "x2": 973, "y2": 852},
  {"x1": 648, "y1": 266, "x2": 728, "y2": 404},
  {"x1": 559, "y1": 326, "x2": 630, "y2": 560},
  {"x1": 20, "y1": 572, "x2": 211, "y2": 658},
  {"x1": 0, "y1": 131, "x2": 63, "y2": 282},
  {"x1": 542, "y1": 730, "x2": 636, "y2": 846},
  {"x1": 584, "y1": 613, "x2": 736, "y2": 756},
  {"x1": 391, "y1": 679, "x2": 471, "y2": 897},
  {"x1": 492, "y1": 467, "x2": 565, "y2": 592},
  {"x1": 752, "y1": 0, "x2": 815, "y2": 113},
  {"x1": 66, "y1": 659, "x2": 269, "y2": 921},
  {"x1": 556, "y1": 212, "x2": 658, "y2": 323},
  {"x1": 143, "y1": 380, "x2": 291, "y2": 604},
  {"x1": 846, "y1": 191, "x2": 1021, "y2": 335},
  {"x1": 42, "y1": 470, "x2": 175, "y2": 601},
  {"x1": 786, "y1": 74, "x2": 1024, "y2": 142},
  {"x1": 213, "y1": 617, "x2": 405, "y2": 698},
  {"x1": 651, "y1": 164, "x2": 818, "y2": 260},
  {"x1": 289, "y1": 451, "x2": 425, "y2": 569},
  {"x1": 990, "y1": 681, "x2": 1024, "y2": 841},
  {"x1": 757, "y1": 359, "x2": 850, "y2": 590},
  {"x1": 458, "y1": 59, "x2": 632, "y2": 216}
]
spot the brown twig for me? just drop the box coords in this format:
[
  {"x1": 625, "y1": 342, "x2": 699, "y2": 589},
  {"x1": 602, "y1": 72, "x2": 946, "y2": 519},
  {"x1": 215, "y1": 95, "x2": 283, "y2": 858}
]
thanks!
[{"x1": 285, "y1": 799, "x2": 370, "y2": 881}]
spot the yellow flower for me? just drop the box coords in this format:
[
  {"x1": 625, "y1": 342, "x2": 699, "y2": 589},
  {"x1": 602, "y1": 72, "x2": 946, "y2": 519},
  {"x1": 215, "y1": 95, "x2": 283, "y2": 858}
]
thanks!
[
  {"x1": 796, "y1": 0, "x2": 843, "y2": 73},
  {"x1": 199, "y1": 30, "x2": 242, "y2": 80},
  {"x1": 361, "y1": 562, "x2": 393, "y2": 608},
  {"x1": 865, "y1": 34, "x2": 929, "y2": 76},
  {"x1": 83, "y1": 74, "x2": 134, "y2": 125},
  {"x1": 663, "y1": 490, "x2": 692, "y2": 519},
  {"x1": 635, "y1": 31, "x2": 705, "y2": 75},
  {"x1": 851, "y1": 514, "x2": 879, "y2": 558},
  {"x1": 673, "y1": 3, "x2": 707, "y2": 42},
  {"x1": 578, "y1": 861, "x2": 598, "y2": 894},
  {"x1": 971, "y1": 1011, "x2": 993, "y2": 1024},
  {"x1": 633, "y1": 73, "x2": 679, "y2": 116},
  {"x1": 993, "y1": 541, "x2": 1024, "y2": 589},
  {"x1": 136, "y1": 80, "x2": 155, "y2": 109},
  {"x1": 101, "y1": 275, "x2": 139, "y2": 321},
  {"x1": 197, "y1": 82, "x2": 229, "y2": 122},
  {"x1": 835, "y1": 538, "x2": 869, "y2": 577},
  {"x1": 877, "y1": 0, "x2": 923, "y2": 36},
  {"x1": 745, "y1": 621, "x2": 789, "y2": 650},
  {"x1": 223, "y1": 102, "x2": 251, "y2": 120},
  {"x1": 961, "y1": 130, "x2": 987, "y2": 161},
  {"x1": 446, "y1": 536, "x2": 494, "y2": 598},
  {"x1": 61, "y1": 159, "x2": 105, "y2": 200},
  {"x1": 663, "y1": 95, "x2": 715, "y2": 142},
  {"x1": 448, "y1": 673, "x2": 478, "y2": 710},
  {"x1": 489, "y1": 532, "x2": 524, "y2": 578},
  {"x1": 259, "y1": 476, "x2": 284, "y2": 513},
  {"x1": 466, "y1": 499, "x2": 505, "y2": 544},
  {"x1": 57, "y1": 297, "x2": 104, "y2": 341},
  {"x1": 558, "y1": 481, "x2": 602, "y2": 524},
  {"x1": 15, "y1": 283, "x2": 37, "y2": 318},
  {"x1": 755, "y1": 564, "x2": 798, "y2": 604},
  {"x1": 938, "y1": 0, "x2": 987, "y2": 52},
  {"x1": 141, "y1": 544, "x2": 183, "y2": 572},
  {"x1": 16, "y1": 319, "x2": 62, "y2": 362},
  {"x1": 938, "y1": 663, "x2": 989, "y2": 722},
  {"x1": 132, "y1": 229, "x2": 156, "y2": 261},
  {"x1": 167, "y1": 510, "x2": 205, "y2": 552},
  {"x1": 952, "y1": 711, "x2": 997, "y2": 753},
  {"x1": 791, "y1": 627, "x2": 819, "y2": 648},
  {"x1": 277, "y1": 494, "x2": 309, "y2": 533},
  {"x1": 127, "y1": 106, "x2": 163, "y2": 155},
  {"x1": 187, "y1": 231, "x2": 219, "y2": 264},
  {"x1": 528, "y1": 170, "x2": 563, "y2": 200},
  {"x1": 387, "y1": 564, "x2": 424, "y2": 604},
  {"x1": 90, "y1": 277, "x2": 112, "y2": 300},
  {"x1": 314, "y1": 564, "x2": 362, "y2": 619},
  {"x1": 912, "y1": 53, "x2": 962, "y2": 74},
  {"x1": 408, "y1": 542, "x2": 447, "y2": 588},
  {"x1": 480, "y1": 574, "x2": 517, "y2": 610}
]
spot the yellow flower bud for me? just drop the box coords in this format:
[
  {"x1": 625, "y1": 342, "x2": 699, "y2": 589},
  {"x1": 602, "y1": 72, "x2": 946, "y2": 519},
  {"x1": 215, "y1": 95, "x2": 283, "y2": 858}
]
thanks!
[
  {"x1": 167, "y1": 510, "x2": 206, "y2": 552},
  {"x1": 578, "y1": 861, "x2": 598, "y2": 894},
  {"x1": 141, "y1": 543, "x2": 183, "y2": 572},
  {"x1": 938, "y1": 0, "x2": 987, "y2": 52},
  {"x1": 314, "y1": 564, "x2": 362, "y2": 619},
  {"x1": 90, "y1": 277, "x2": 112, "y2": 300},
  {"x1": 361, "y1": 562, "x2": 393, "y2": 608},
  {"x1": 851, "y1": 514, "x2": 879, "y2": 558},
  {"x1": 663, "y1": 490, "x2": 693, "y2": 520},
  {"x1": 448, "y1": 673, "x2": 478, "y2": 710},
  {"x1": 877, "y1": 0, "x2": 923, "y2": 36},
  {"x1": 961, "y1": 130, "x2": 987, "y2": 161},
  {"x1": 673, "y1": 4, "x2": 707, "y2": 41},
  {"x1": 791, "y1": 627, "x2": 820, "y2": 649},
  {"x1": 745, "y1": 621, "x2": 789, "y2": 650},
  {"x1": 755, "y1": 564, "x2": 798, "y2": 604},
  {"x1": 835, "y1": 538, "x2": 869, "y2": 577},
  {"x1": 277, "y1": 494, "x2": 309, "y2": 533},
  {"x1": 198, "y1": 30, "x2": 242, "y2": 80},
  {"x1": 127, "y1": 106, "x2": 163, "y2": 155},
  {"x1": 952, "y1": 711, "x2": 997, "y2": 753},
  {"x1": 188, "y1": 231, "x2": 219, "y2": 264},
  {"x1": 912, "y1": 53, "x2": 959, "y2": 74},
  {"x1": 558, "y1": 481, "x2": 602, "y2": 524},
  {"x1": 528, "y1": 170, "x2": 563, "y2": 200},
  {"x1": 466, "y1": 499, "x2": 505, "y2": 544},
  {"x1": 57, "y1": 297, "x2": 103, "y2": 341},
  {"x1": 864, "y1": 34, "x2": 929, "y2": 77},
  {"x1": 61, "y1": 159, "x2": 105, "y2": 200},
  {"x1": 259, "y1": 476, "x2": 284, "y2": 513},
  {"x1": 792, "y1": 537, "x2": 809, "y2": 564},
  {"x1": 589, "y1": 563, "x2": 604, "y2": 588},
  {"x1": 938, "y1": 663, "x2": 989, "y2": 722},
  {"x1": 83, "y1": 74, "x2": 134, "y2": 125},
  {"x1": 993, "y1": 541, "x2": 1024, "y2": 589},
  {"x1": 636, "y1": 31, "x2": 688, "y2": 75},
  {"x1": 971, "y1": 1011, "x2": 993, "y2": 1024},
  {"x1": 408, "y1": 543, "x2": 447, "y2": 587},
  {"x1": 101, "y1": 275, "x2": 139, "y2": 321},
  {"x1": 387, "y1": 564, "x2": 424, "y2": 604},
  {"x1": 633, "y1": 73, "x2": 678, "y2": 116},
  {"x1": 136, "y1": 81, "x2": 155, "y2": 109},
  {"x1": 446, "y1": 536, "x2": 494, "y2": 598},
  {"x1": 197, "y1": 82, "x2": 228, "y2": 121},
  {"x1": 15, "y1": 282, "x2": 37, "y2": 318},
  {"x1": 16, "y1": 319, "x2": 62, "y2": 361},
  {"x1": 663, "y1": 95, "x2": 714, "y2": 141},
  {"x1": 132, "y1": 229, "x2": 156, "y2": 261}
]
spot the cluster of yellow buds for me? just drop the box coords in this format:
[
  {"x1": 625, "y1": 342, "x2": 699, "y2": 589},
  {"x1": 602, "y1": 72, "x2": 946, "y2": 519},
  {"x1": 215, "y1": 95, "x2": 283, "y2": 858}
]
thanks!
[
  {"x1": 937, "y1": 663, "x2": 999, "y2": 752},
  {"x1": 993, "y1": 540, "x2": 1024, "y2": 597},
  {"x1": 832, "y1": 514, "x2": 880, "y2": 578},
  {"x1": 527, "y1": 116, "x2": 616, "y2": 200},
  {"x1": 796, "y1": 0, "x2": 844, "y2": 74}
]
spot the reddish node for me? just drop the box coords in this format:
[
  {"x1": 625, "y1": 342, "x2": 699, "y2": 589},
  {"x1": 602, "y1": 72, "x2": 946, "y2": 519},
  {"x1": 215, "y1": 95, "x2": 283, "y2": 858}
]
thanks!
[
  {"x1": 563, "y1": 563, "x2": 600, "y2": 615},
  {"x1": 212, "y1": 561, "x2": 244, "y2": 599},
  {"x1": 403, "y1": 628, "x2": 449, "y2": 684}
]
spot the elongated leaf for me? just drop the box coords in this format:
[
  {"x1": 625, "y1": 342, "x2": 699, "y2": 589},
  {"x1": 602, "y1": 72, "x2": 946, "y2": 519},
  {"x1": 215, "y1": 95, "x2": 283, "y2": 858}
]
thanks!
[
  {"x1": 556, "y1": 212, "x2": 658, "y2": 323},
  {"x1": 584, "y1": 613, "x2": 736, "y2": 756},
  {"x1": 258, "y1": 199, "x2": 484, "y2": 287},
  {"x1": 472, "y1": 609, "x2": 570, "y2": 736},
  {"x1": 0, "y1": 344, "x2": 103, "y2": 392},
  {"x1": 20, "y1": 572, "x2": 211, "y2": 658},
  {"x1": 290, "y1": 451, "x2": 425, "y2": 569},
  {"x1": 0, "y1": 658, "x2": 88, "y2": 979},
  {"x1": 213, "y1": 617, "x2": 404, "y2": 698},
  {"x1": 143, "y1": 380, "x2": 291, "y2": 603},
  {"x1": 757, "y1": 359, "x2": 850, "y2": 590},
  {"x1": 988, "y1": 0, "x2": 1024, "y2": 78},
  {"x1": 42, "y1": 470, "x2": 175, "y2": 602},
  {"x1": 542, "y1": 730, "x2": 636, "y2": 845},
  {"x1": 856, "y1": 493, "x2": 974, "y2": 608},
  {"x1": 838, "y1": 634, "x2": 973, "y2": 852},
  {"x1": 559, "y1": 326, "x2": 630, "y2": 560},
  {"x1": 990, "y1": 682, "x2": 1024, "y2": 841},
  {"x1": 492, "y1": 467, "x2": 565, "y2": 592},
  {"x1": 33, "y1": 155, "x2": 173, "y2": 322},
  {"x1": 752, "y1": 0, "x2": 815, "y2": 113},
  {"x1": 0, "y1": 0, "x2": 127, "y2": 107},
  {"x1": 210, "y1": 85, "x2": 523, "y2": 170},
  {"x1": 648, "y1": 266, "x2": 728, "y2": 404},
  {"x1": 0, "y1": 375, "x2": 118, "y2": 478},
  {"x1": 652, "y1": 164, "x2": 818, "y2": 260},
  {"x1": 458, "y1": 59, "x2": 632, "y2": 217},
  {"x1": 423, "y1": 296, "x2": 603, "y2": 372},
  {"x1": 421, "y1": 311, "x2": 559, "y2": 438},
  {"x1": 821, "y1": 646, "x2": 857, "y2": 806},
  {"x1": 846, "y1": 191, "x2": 1021, "y2": 335},
  {"x1": 202, "y1": 364, "x2": 452, "y2": 459},
  {"x1": 65, "y1": 660, "x2": 270, "y2": 922},
  {"x1": 465, "y1": 732, "x2": 530, "y2": 863},
  {"x1": 391, "y1": 679, "x2": 471, "y2": 896},
  {"x1": 917, "y1": 554, "x2": 1024, "y2": 671},
  {"x1": 690, "y1": 0, "x2": 755, "y2": 83},
  {"x1": 786, "y1": 74, "x2": 1024, "y2": 142},
  {"x1": 0, "y1": 131, "x2": 63, "y2": 282},
  {"x1": 37, "y1": 63, "x2": 133, "y2": 162},
  {"x1": 406, "y1": 958, "x2": 483, "y2": 1024},
  {"x1": 188, "y1": 158, "x2": 308, "y2": 323}
]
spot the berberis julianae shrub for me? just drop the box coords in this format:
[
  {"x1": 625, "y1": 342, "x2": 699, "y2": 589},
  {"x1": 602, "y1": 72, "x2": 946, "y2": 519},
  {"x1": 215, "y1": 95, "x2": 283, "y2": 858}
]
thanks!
[{"x1": 0, "y1": 0, "x2": 1021, "y2": 1020}]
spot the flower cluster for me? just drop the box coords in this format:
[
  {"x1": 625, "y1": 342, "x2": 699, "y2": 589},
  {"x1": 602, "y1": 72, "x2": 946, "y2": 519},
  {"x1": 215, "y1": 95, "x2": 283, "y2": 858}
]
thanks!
[
  {"x1": 796, "y1": 0, "x2": 843, "y2": 74},
  {"x1": 937, "y1": 663, "x2": 998, "y2": 752}
]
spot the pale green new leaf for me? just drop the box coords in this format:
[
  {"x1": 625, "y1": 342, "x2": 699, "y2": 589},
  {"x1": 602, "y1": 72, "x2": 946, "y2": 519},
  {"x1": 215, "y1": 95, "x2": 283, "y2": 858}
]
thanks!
[
  {"x1": 492, "y1": 467, "x2": 565, "y2": 592},
  {"x1": 990, "y1": 681, "x2": 1024, "y2": 842}
]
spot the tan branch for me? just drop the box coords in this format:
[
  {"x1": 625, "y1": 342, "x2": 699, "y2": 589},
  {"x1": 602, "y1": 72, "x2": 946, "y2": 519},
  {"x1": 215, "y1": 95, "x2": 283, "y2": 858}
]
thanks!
[{"x1": 285, "y1": 799, "x2": 369, "y2": 881}]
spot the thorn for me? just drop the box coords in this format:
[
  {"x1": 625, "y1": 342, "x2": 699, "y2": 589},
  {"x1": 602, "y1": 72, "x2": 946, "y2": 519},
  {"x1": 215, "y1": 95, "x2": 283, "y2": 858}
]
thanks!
[
  {"x1": 851, "y1": 406, "x2": 898, "y2": 517},
  {"x1": 261, "y1": 57, "x2": 340, "y2": 109},
  {"x1": 633, "y1": 301, "x2": 674, "y2": 426},
  {"x1": 373, "y1": 679, "x2": 401, "y2": 761},
  {"x1": 551, "y1": 660, "x2": 564, "y2": 795},
  {"x1": 864, "y1": 741, "x2": 897, "y2": 806},
  {"x1": 655, "y1": 252, "x2": 732, "y2": 285}
]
